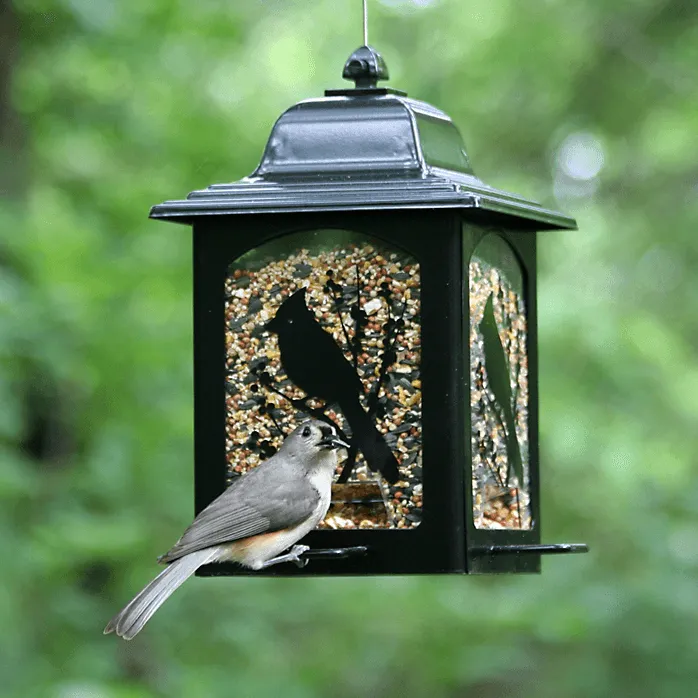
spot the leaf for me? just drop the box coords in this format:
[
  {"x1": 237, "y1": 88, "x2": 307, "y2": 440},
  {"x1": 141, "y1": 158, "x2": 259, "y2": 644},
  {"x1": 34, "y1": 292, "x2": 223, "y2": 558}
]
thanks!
[{"x1": 479, "y1": 294, "x2": 524, "y2": 488}]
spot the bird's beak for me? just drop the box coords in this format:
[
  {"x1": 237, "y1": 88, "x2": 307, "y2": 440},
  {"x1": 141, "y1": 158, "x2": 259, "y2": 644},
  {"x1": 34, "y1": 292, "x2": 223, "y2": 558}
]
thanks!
[{"x1": 320, "y1": 436, "x2": 350, "y2": 451}]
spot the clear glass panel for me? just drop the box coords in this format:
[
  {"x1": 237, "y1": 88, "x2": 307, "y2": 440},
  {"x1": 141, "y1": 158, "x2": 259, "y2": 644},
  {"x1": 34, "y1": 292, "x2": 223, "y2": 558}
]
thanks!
[
  {"x1": 469, "y1": 234, "x2": 532, "y2": 529},
  {"x1": 224, "y1": 230, "x2": 422, "y2": 529},
  {"x1": 416, "y1": 114, "x2": 473, "y2": 174}
]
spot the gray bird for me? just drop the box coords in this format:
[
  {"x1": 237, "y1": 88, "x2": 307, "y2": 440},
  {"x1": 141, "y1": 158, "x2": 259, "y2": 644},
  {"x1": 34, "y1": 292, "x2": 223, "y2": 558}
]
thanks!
[{"x1": 104, "y1": 420, "x2": 348, "y2": 640}]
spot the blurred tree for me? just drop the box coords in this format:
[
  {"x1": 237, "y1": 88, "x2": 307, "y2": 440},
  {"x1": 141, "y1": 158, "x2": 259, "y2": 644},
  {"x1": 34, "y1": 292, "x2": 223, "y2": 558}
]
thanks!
[{"x1": 1, "y1": 1, "x2": 697, "y2": 697}]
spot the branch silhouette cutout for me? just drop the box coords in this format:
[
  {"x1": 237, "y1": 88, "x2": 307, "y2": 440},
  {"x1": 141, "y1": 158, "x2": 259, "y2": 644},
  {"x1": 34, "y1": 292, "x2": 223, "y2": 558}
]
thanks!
[
  {"x1": 478, "y1": 293, "x2": 523, "y2": 489},
  {"x1": 265, "y1": 288, "x2": 400, "y2": 484}
]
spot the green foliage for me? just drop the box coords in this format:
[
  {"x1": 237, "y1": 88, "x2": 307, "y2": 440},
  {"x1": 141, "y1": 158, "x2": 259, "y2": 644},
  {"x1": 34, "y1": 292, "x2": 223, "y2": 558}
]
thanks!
[{"x1": 2, "y1": 0, "x2": 697, "y2": 696}]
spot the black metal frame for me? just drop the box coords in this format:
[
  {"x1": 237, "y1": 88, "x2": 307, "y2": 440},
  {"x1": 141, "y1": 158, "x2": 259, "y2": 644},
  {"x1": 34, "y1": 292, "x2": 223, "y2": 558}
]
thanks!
[{"x1": 189, "y1": 208, "x2": 585, "y2": 577}]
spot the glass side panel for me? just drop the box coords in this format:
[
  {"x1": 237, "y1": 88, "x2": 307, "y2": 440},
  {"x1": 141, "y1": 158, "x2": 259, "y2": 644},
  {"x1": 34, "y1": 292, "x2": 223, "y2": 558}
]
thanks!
[
  {"x1": 225, "y1": 229, "x2": 422, "y2": 529},
  {"x1": 416, "y1": 114, "x2": 473, "y2": 174},
  {"x1": 469, "y1": 234, "x2": 531, "y2": 530}
]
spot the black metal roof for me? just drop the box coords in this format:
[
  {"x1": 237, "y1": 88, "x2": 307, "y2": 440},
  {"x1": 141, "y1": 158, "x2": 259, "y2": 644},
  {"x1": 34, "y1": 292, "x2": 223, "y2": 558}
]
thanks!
[{"x1": 150, "y1": 46, "x2": 576, "y2": 231}]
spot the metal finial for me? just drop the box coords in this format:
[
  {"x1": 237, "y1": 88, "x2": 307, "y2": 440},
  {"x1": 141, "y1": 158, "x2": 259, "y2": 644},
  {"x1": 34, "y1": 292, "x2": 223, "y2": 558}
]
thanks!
[
  {"x1": 342, "y1": 45, "x2": 389, "y2": 89},
  {"x1": 363, "y1": 0, "x2": 369, "y2": 46}
]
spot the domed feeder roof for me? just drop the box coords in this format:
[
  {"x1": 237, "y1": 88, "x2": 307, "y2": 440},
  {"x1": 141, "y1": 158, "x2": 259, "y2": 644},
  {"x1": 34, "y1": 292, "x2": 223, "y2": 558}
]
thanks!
[{"x1": 151, "y1": 46, "x2": 576, "y2": 231}]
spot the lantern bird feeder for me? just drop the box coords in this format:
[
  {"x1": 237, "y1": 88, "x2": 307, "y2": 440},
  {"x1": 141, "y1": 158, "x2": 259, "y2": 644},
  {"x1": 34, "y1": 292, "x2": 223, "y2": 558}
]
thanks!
[{"x1": 150, "y1": 39, "x2": 588, "y2": 576}]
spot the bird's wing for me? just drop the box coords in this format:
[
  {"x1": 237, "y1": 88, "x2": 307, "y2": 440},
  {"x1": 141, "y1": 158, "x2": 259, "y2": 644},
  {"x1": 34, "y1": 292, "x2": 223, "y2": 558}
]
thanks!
[
  {"x1": 316, "y1": 328, "x2": 365, "y2": 393},
  {"x1": 159, "y1": 460, "x2": 320, "y2": 563}
]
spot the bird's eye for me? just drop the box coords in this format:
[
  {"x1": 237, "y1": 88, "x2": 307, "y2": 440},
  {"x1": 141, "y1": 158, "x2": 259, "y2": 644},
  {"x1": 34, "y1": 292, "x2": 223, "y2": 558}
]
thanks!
[{"x1": 302, "y1": 426, "x2": 311, "y2": 438}]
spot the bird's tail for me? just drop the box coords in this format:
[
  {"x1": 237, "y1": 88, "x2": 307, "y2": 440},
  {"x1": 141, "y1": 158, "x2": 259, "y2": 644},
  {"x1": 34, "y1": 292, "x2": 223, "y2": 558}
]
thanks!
[
  {"x1": 340, "y1": 397, "x2": 401, "y2": 483},
  {"x1": 104, "y1": 547, "x2": 219, "y2": 640}
]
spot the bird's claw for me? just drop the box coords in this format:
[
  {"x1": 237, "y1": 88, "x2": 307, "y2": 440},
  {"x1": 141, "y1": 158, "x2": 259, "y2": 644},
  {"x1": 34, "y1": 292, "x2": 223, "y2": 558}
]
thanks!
[{"x1": 289, "y1": 544, "x2": 310, "y2": 568}]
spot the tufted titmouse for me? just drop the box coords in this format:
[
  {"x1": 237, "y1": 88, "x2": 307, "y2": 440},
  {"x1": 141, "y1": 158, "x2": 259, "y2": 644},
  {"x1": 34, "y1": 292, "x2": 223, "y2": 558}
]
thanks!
[{"x1": 104, "y1": 419, "x2": 348, "y2": 640}]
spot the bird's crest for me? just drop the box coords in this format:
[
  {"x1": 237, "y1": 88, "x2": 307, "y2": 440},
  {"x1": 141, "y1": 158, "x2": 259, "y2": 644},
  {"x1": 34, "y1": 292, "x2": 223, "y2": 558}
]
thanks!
[{"x1": 266, "y1": 287, "x2": 309, "y2": 331}]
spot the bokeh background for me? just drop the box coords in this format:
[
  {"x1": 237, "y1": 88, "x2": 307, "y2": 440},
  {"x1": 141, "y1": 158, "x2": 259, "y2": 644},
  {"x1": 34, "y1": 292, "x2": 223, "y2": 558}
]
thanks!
[{"x1": 1, "y1": 0, "x2": 697, "y2": 696}]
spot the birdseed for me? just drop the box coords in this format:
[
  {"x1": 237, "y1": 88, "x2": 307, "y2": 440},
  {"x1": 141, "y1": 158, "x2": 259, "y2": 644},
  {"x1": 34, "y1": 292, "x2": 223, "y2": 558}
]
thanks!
[
  {"x1": 224, "y1": 230, "x2": 423, "y2": 529},
  {"x1": 469, "y1": 238, "x2": 532, "y2": 530}
]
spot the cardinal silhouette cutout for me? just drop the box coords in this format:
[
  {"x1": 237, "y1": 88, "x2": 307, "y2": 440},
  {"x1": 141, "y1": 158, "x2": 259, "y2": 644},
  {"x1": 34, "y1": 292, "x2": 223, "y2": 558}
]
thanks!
[
  {"x1": 478, "y1": 293, "x2": 523, "y2": 488},
  {"x1": 265, "y1": 288, "x2": 400, "y2": 484}
]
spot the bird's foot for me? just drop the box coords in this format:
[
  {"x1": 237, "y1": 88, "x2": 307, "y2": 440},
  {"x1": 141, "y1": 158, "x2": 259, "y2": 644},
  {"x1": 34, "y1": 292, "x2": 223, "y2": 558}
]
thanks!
[
  {"x1": 288, "y1": 544, "x2": 310, "y2": 568},
  {"x1": 257, "y1": 544, "x2": 310, "y2": 569}
]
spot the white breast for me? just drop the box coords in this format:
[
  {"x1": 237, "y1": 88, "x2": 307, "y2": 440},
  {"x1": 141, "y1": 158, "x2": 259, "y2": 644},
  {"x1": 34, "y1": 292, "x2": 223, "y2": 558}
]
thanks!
[{"x1": 307, "y1": 463, "x2": 334, "y2": 518}]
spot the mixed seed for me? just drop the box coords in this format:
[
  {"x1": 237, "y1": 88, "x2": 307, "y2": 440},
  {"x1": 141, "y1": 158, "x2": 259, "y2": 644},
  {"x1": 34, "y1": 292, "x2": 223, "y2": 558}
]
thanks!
[
  {"x1": 224, "y1": 235, "x2": 423, "y2": 529},
  {"x1": 469, "y1": 257, "x2": 531, "y2": 529}
]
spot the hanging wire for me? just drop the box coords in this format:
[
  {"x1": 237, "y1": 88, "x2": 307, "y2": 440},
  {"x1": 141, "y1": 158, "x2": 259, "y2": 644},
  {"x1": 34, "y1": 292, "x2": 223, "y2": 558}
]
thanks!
[{"x1": 363, "y1": 0, "x2": 369, "y2": 46}]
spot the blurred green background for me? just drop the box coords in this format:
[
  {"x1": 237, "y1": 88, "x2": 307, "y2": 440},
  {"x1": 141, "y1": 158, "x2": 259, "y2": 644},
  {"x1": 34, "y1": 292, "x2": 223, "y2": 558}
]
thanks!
[{"x1": 1, "y1": 0, "x2": 697, "y2": 696}]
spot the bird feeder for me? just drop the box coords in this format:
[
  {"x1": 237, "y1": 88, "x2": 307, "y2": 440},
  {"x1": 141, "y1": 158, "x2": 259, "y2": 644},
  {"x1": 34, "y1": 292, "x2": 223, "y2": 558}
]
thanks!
[{"x1": 150, "y1": 44, "x2": 588, "y2": 575}]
